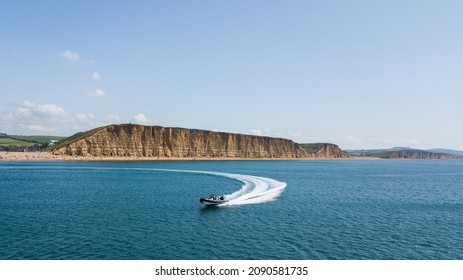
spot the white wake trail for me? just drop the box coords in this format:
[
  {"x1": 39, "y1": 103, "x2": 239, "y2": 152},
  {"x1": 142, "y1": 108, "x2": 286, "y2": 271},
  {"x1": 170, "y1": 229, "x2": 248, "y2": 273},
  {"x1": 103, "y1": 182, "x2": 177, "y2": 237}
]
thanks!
[
  {"x1": 149, "y1": 169, "x2": 287, "y2": 206},
  {"x1": 199, "y1": 171, "x2": 287, "y2": 206},
  {"x1": 71, "y1": 167, "x2": 288, "y2": 206}
]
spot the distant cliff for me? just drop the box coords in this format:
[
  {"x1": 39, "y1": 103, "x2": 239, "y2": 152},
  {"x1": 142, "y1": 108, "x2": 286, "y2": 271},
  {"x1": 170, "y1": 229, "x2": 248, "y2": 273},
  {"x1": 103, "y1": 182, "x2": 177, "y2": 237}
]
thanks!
[
  {"x1": 347, "y1": 148, "x2": 457, "y2": 159},
  {"x1": 300, "y1": 143, "x2": 351, "y2": 158},
  {"x1": 387, "y1": 150, "x2": 456, "y2": 160},
  {"x1": 51, "y1": 124, "x2": 315, "y2": 158}
]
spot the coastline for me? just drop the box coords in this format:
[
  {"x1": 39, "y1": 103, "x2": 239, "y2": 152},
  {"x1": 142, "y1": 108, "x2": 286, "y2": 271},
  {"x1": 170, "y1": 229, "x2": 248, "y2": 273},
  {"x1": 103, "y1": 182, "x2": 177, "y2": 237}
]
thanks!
[{"x1": 0, "y1": 151, "x2": 369, "y2": 161}]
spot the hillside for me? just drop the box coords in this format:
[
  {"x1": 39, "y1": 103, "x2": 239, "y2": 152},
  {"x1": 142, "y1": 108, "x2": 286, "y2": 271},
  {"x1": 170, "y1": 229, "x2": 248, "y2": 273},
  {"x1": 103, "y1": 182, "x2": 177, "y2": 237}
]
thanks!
[
  {"x1": 300, "y1": 143, "x2": 350, "y2": 158},
  {"x1": 387, "y1": 150, "x2": 456, "y2": 159},
  {"x1": 0, "y1": 134, "x2": 65, "y2": 151},
  {"x1": 347, "y1": 148, "x2": 457, "y2": 159},
  {"x1": 427, "y1": 148, "x2": 463, "y2": 157},
  {"x1": 51, "y1": 124, "x2": 310, "y2": 158}
]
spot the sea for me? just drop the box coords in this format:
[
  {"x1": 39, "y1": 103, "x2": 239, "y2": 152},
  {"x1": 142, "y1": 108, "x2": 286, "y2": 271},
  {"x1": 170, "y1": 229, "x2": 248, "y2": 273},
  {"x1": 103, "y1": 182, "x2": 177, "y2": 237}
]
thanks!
[{"x1": 0, "y1": 160, "x2": 462, "y2": 260}]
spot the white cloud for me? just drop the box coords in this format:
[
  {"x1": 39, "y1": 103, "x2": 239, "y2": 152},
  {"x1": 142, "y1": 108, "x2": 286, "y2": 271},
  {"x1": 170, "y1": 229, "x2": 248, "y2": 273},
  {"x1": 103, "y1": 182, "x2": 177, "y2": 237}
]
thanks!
[
  {"x1": 250, "y1": 128, "x2": 271, "y2": 136},
  {"x1": 90, "y1": 72, "x2": 101, "y2": 81},
  {"x1": 0, "y1": 111, "x2": 14, "y2": 121},
  {"x1": 1, "y1": 101, "x2": 154, "y2": 135},
  {"x1": 59, "y1": 50, "x2": 80, "y2": 63},
  {"x1": 250, "y1": 129, "x2": 263, "y2": 136},
  {"x1": 104, "y1": 114, "x2": 120, "y2": 123},
  {"x1": 132, "y1": 113, "x2": 148, "y2": 123},
  {"x1": 0, "y1": 101, "x2": 69, "y2": 134},
  {"x1": 87, "y1": 89, "x2": 105, "y2": 97},
  {"x1": 21, "y1": 100, "x2": 66, "y2": 119},
  {"x1": 75, "y1": 113, "x2": 94, "y2": 122},
  {"x1": 25, "y1": 124, "x2": 46, "y2": 131},
  {"x1": 0, "y1": 100, "x2": 102, "y2": 135}
]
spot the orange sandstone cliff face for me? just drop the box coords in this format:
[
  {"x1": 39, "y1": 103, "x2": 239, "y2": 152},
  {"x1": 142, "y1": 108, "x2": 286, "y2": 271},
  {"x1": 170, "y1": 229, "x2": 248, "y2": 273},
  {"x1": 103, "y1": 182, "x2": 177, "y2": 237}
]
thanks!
[
  {"x1": 51, "y1": 124, "x2": 311, "y2": 158},
  {"x1": 305, "y1": 143, "x2": 351, "y2": 159}
]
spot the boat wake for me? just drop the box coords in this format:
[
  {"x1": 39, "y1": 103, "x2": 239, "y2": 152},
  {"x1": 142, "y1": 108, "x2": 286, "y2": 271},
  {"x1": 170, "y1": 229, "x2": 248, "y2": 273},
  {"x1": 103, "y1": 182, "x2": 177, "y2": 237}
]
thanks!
[
  {"x1": 148, "y1": 168, "x2": 287, "y2": 206},
  {"x1": 195, "y1": 171, "x2": 287, "y2": 206},
  {"x1": 55, "y1": 166, "x2": 287, "y2": 207}
]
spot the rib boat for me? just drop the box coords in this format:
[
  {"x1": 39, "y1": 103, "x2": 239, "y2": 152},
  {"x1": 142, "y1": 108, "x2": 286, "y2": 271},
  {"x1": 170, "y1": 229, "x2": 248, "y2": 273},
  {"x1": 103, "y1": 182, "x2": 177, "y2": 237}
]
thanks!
[{"x1": 199, "y1": 195, "x2": 228, "y2": 206}]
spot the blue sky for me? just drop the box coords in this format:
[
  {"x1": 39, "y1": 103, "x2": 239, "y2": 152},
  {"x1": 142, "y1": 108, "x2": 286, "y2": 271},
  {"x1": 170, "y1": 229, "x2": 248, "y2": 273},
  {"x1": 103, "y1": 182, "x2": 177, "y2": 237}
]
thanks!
[{"x1": 1, "y1": 1, "x2": 462, "y2": 150}]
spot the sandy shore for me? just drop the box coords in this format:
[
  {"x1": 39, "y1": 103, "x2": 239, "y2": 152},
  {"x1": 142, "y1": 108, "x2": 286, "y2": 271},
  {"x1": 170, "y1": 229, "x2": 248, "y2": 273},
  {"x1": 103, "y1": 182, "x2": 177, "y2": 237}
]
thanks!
[
  {"x1": 0, "y1": 151, "x2": 78, "y2": 161},
  {"x1": 0, "y1": 151, "x2": 222, "y2": 161},
  {"x1": 0, "y1": 151, "x2": 300, "y2": 161},
  {"x1": 0, "y1": 151, "x2": 371, "y2": 161}
]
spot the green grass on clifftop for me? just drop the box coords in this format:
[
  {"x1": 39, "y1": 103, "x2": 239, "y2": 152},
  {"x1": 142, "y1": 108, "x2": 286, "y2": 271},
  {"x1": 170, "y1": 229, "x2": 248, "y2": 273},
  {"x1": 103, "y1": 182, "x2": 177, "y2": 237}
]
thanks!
[
  {"x1": 13, "y1": 135, "x2": 66, "y2": 144},
  {"x1": 0, "y1": 138, "x2": 37, "y2": 147},
  {"x1": 0, "y1": 135, "x2": 66, "y2": 150},
  {"x1": 300, "y1": 143, "x2": 327, "y2": 154},
  {"x1": 48, "y1": 127, "x2": 102, "y2": 151}
]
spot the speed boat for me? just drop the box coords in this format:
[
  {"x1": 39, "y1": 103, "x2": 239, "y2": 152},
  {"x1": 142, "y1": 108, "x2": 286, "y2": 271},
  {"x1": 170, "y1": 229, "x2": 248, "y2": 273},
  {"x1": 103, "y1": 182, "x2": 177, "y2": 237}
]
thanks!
[{"x1": 199, "y1": 195, "x2": 228, "y2": 206}]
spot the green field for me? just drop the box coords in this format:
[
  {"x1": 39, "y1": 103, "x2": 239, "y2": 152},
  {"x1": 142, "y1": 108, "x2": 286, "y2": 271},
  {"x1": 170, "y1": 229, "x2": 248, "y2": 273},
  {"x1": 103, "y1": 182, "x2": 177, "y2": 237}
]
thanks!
[
  {"x1": 300, "y1": 143, "x2": 325, "y2": 154},
  {"x1": 48, "y1": 128, "x2": 100, "y2": 151},
  {"x1": 0, "y1": 135, "x2": 67, "y2": 150},
  {"x1": 12, "y1": 135, "x2": 66, "y2": 144},
  {"x1": 0, "y1": 138, "x2": 38, "y2": 147}
]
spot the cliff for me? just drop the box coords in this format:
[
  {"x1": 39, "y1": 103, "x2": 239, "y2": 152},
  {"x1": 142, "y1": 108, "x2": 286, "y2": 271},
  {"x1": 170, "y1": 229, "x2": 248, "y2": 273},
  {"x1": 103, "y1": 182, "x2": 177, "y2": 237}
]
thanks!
[
  {"x1": 51, "y1": 124, "x2": 312, "y2": 159},
  {"x1": 300, "y1": 143, "x2": 351, "y2": 158},
  {"x1": 387, "y1": 150, "x2": 456, "y2": 160},
  {"x1": 347, "y1": 148, "x2": 457, "y2": 159}
]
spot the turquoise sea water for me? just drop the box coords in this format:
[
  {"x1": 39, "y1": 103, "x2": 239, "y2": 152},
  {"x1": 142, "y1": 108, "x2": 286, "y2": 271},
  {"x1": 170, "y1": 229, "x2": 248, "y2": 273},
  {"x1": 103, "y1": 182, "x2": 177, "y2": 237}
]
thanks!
[{"x1": 0, "y1": 160, "x2": 462, "y2": 259}]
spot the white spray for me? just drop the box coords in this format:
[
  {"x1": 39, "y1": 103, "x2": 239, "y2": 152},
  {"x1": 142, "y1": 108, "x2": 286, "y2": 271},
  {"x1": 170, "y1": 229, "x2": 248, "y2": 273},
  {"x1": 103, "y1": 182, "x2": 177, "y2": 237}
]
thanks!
[{"x1": 193, "y1": 171, "x2": 287, "y2": 206}]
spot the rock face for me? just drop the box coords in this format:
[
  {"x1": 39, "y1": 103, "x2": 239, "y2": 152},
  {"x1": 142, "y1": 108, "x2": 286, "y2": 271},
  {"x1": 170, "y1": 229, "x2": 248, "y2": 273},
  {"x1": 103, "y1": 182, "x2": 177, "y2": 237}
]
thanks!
[
  {"x1": 51, "y1": 124, "x2": 312, "y2": 158},
  {"x1": 387, "y1": 150, "x2": 456, "y2": 160},
  {"x1": 299, "y1": 143, "x2": 351, "y2": 158},
  {"x1": 348, "y1": 148, "x2": 457, "y2": 159}
]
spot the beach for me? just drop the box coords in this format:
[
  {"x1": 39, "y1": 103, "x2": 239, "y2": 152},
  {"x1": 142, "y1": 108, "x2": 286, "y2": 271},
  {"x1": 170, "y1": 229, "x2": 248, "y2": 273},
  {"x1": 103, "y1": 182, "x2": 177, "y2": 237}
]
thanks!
[
  {"x1": 0, "y1": 151, "x2": 66, "y2": 161},
  {"x1": 0, "y1": 151, "x2": 370, "y2": 161},
  {"x1": 0, "y1": 151, "x2": 310, "y2": 161},
  {"x1": 0, "y1": 151, "x2": 159, "y2": 161}
]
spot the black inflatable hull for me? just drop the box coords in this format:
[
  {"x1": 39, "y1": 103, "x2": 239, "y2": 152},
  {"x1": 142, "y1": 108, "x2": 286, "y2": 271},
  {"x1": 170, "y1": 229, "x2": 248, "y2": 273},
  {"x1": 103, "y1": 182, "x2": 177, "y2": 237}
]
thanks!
[{"x1": 200, "y1": 198, "x2": 228, "y2": 206}]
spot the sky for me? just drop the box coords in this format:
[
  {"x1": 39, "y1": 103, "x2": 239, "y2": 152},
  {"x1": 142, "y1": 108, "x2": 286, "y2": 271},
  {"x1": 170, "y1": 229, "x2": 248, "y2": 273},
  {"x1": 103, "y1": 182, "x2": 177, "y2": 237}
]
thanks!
[{"x1": 1, "y1": 0, "x2": 462, "y2": 150}]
